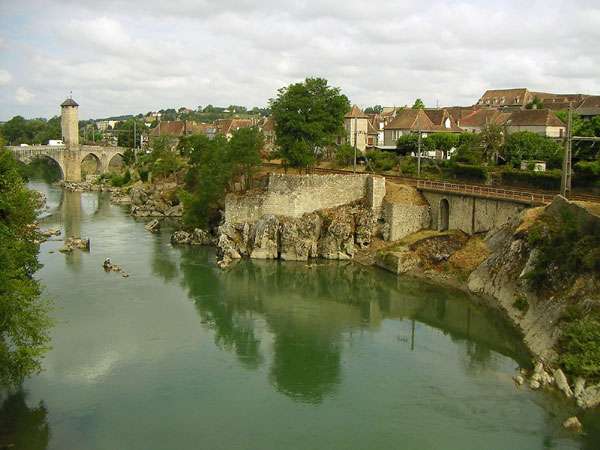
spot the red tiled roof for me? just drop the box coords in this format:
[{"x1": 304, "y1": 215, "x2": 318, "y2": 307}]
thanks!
[
  {"x1": 506, "y1": 109, "x2": 565, "y2": 127},
  {"x1": 345, "y1": 105, "x2": 369, "y2": 119}
]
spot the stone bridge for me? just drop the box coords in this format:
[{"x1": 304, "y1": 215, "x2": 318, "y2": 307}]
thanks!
[
  {"x1": 8, "y1": 145, "x2": 126, "y2": 182},
  {"x1": 417, "y1": 180, "x2": 535, "y2": 234}
]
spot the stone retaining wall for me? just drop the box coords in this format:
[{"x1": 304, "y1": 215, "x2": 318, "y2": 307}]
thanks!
[{"x1": 224, "y1": 173, "x2": 385, "y2": 223}]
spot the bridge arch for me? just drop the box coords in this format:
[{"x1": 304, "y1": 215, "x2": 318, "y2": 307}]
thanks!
[
  {"x1": 107, "y1": 152, "x2": 126, "y2": 171},
  {"x1": 439, "y1": 198, "x2": 449, "y2": 231},
  {"x1": 23, "y1": 154, "x2": 65, "y2": 180},
  {"x1": 80, "y1": 152, "x2": 102, "y2": 176}
]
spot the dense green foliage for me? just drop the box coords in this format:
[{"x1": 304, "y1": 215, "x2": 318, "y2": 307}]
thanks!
[
  {"x1": 526, "y1": 208, "x2": 600, "y2": 291},
  {"x1": 114, "y1": 118, "x2": 145, "y2": 148},
  {"x1": 556, "y1": 112, "x2": 600, "y2": 161},
  {"x1": 334, "y1": 144, "x2": 355, "y2": 167},
  {"x1": 412, "y1": 99, "x2": 425, "y2": 109},
  {"x1": 574, "y1": 159, "x2": 600, "y2": 188},
  {"x1": 500, "y1": 168, "x2": 562, "y2": 190},
  {"x1": 503, "y1": 131, "x2": 563, "y2": 168},
  {"x1": 0, "y1": 146, "x2": 51, "y2": 387},
  {"x1": 139, "y1": 137, "x2": 182, "y2": 179},
  {"x1": 0, "y1": 116, "x2": 61, "y2": 146},
  {"x1": 270, "y1": 78, "x2": 350, "y2": 169},
  {"x1": 366, "y1": 150, "x2": 398, "y2": 171},
  {"x1": 182, "y1": 128, "x2": 264, "y2": 228},
  {"x1": 559, "y1": 316, "x2": 600, "y2": 379},
  {"x1": 364, "y1": 105, "x2": 383, "y2": 114}
]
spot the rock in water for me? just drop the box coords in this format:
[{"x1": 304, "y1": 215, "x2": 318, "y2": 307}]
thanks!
[
  {"x1": 513, "y1": 375, "x2": 525, "y2": 385},
  {"x1": 562, "y1": 417, "x2": 583, "y2": 433},
  {"x1": 103, "y1": 258, "x2": 113, "y2": 271},
  {"x1": 574, "y1": 377, "x2": 586, "y2": 399},
  {"x1": 553, "y1": 368, "x2": 573, "y2": 398},
  {"x1": 171, "y1": 230, "x2": 192, "y2": 245},
  {"x1": 145, "y1": 219, "x2": 161, "y2": 233},
  {"x1": 577, "y1": 383, "x2": 600, "y2": 409}
]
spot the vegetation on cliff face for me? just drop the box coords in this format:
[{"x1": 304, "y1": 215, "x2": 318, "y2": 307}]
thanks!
[
  {"x1": 525, "y1": 208, "x2": 600, "y2": 292},
  {"x1": 523, "y1": 201, "x2": 600, "y2": 379},
  {"x1": 0, "y1": 146, "x2": 51, "y2": 387},
  {"x1": 181, "y1": 129, "x2": 263, "y2": 229}
]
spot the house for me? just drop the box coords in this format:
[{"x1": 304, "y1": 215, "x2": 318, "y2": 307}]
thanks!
[
  {"x1": 446, "y1": 106, "x2": 478, "y2": 124},
  {"x1": 504, "y1": 109, "x2": 566, "y2": 138},
  {"x1": 149, "y1": 120, "x2": 208, "y2": 138},
  {"x1": 382, "y1": 109, "x2": 439, "y2": 147},
  {"x1": 343, "y1": 105, "x2": 371, "y2": 152},
  {"x1": 459, "y1": 109, "x2": 511, "y2": 133},
  {"x1": 215, "y1": 118, "x2": 255, "y2": 140},
  {"x1": 476, "y1": 88, "x2": 533, "y2": 109},
  {"x1": 576, "y1": 96, "x2": 600, "y2": 120},
  {"x1": 422, "y1": 108, "x2": 463, "y2": 132}
]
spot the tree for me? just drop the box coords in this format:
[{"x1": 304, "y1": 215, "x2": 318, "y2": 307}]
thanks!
[
  {"x1": 364, "y1": 105, "x2": 383, "y2": 114},
  {"x1": 479, "y1": 123, "x2": 504, "y2": 163},
  {"x1": 335, "y1": 144, "x2": 355, "y2": 167},
  {"x1": 503, "y1": 131, "x2": 564, "y2": 168},
  {"x1": 114, "y1": 118, "x2": 144, "y2": 148},
  {"x1": 0, "y1": 144, "x2": 51, "y2": 387},
  {"x1": 556, "y1": 111, "x2": 600, "y2": 161},
  {"x1": 526, "y1": 96, "x2": 544, "y2": 110},
  {"x1": 270, "y1": 77, "x2": 350, "y2": 170},
  {"x1": 412, "y1": 98, "x2": 425, "y2": 109},
  {"x1": 228, "y1": 127, "x2": 264, "y2": 190},
  {"x1": 182, "y1": 135, "x2": 233, "y2": 228}
]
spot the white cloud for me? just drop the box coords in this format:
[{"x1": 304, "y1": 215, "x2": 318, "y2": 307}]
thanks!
[
  {"x1": 1, "y1": 0, "x2": 600, "y2": 119},
  {"x1": 0, "y1": 69, "x2": 11, "y2": 86},
  {"x1": 15, "y1": 87, "x2": 35, "y2": 104}
]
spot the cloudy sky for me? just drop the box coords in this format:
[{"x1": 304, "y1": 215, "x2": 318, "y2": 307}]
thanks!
[{"x1": 1, "y1": 0, "x2": 599, "y2": 120}]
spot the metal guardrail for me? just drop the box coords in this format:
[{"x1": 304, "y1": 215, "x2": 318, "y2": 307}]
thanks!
[{"x1": 415, "y1": 179, "x2": 549, "y2": 204}]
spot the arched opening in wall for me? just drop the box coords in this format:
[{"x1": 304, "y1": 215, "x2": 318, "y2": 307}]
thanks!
[
  {"x1": 107, "y1": 153, "x2": 125, "y2": 173},
  {"x1": 23, "y1": 156, "x2": 63, "y2": 182},
  {"x1": 439, "y1": 198, "x2": 450, "y2": 231},
  {"x1": 81, "y1": 153, "x2": 101, "y2": 179}
]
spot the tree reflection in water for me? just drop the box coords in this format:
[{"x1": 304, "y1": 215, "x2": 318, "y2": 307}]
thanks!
[
  {"x1": 0, "y1": 390, "x2": 49, "y2": 450},
  {"x1": 177, "y1": 247, "x2": 530, "y2": 404}
]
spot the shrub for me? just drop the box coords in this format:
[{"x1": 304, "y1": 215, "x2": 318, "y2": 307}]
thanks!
[
  {"x1": 444, "y1": 163, "x2": 487, "y2": 182},
  {"x1": 513, "y1": 296, "x2": 529, "y2": 313},
  {"x1": 525, "y1": 208, "x2": 600, "y2": 291},
  {"x1": 574, "y1": 160, "x2": 600, "y2": 188},
  {"x1": 559, "y1": 316, "x2": 600, "y2": 379},
  {"x1": 366, "y1": 150, "x2": 398, "y2": 172},
  {"x1": 335, "y1": 144, "x2": 355, "y2": 167},
  {"x1": 110, "y1": 169, "x2": 131, "y2": 187},
  {"x1": 501, "y1": 168, "x2": 562, "y2": 190}
]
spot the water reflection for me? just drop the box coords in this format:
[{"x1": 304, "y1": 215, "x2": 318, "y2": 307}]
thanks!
[
  {"x1": 0, "y1": 391, "x2": 49, "y2": 450},
  {"x1": 178, "y1": 252, "x2": 530, "y2": 404}
]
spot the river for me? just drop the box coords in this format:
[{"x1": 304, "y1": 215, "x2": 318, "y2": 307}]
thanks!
[{"x1": 2, "y1": 180, "x2": 599, "y2": 450}]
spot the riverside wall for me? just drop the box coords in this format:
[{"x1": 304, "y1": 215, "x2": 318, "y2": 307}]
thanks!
[{"x1": 224, "y1": 173, "x2": 385, "y2": 223}]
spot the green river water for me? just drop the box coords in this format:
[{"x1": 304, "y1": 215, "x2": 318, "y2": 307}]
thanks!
[{"x1": 2, "y1": 181, "x2": 599, "y2": 450}]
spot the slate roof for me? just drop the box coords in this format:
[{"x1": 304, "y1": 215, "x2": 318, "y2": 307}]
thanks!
[{"x1": 61, "y1": 98, "x2": 79, "y2": 107}]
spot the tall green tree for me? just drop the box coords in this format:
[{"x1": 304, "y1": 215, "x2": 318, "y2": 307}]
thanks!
[
  {"x1": 229, "y1": 127, "x2": 264, "y2": 190},
  {"x1": 364, "y1": 105, "x2": 383, "y2": 114},
  {"x1": 0, "y1": 144, "x2": 51, "y2": 387},
  {"x1": 114, "y1": 118, "x2": 145, "y2": 148},
  {"x1": 270, "y1": 77, "x2": 350, "y2": 170},
  {"x1": 503, "y1": 131, "x2": 563, "y2": 168}
]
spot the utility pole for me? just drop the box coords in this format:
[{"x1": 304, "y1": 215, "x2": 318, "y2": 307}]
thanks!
[
  {"x1": 417, "y1": 130, "x2": 422, "y2": 177},
  {"x1": 353, "y1": 116, "x2": 358, "y2": 173},
  {"x1": 561, "y1": 103, "x2": 573, "y2": 197}
]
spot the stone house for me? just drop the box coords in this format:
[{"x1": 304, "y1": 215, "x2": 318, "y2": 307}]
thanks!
[
  {"x1": 382, "y1": 109, "x2": 440, "y2": 147},
  {"x1": 504, "y1": 109, "x2": 566, "y2": 138},
  {"x1": 260, "y1": 116, "x2": 276, "y2": 154},
  {"x1": 342, "y1": 105, "x2": 377, "y2": 153},
  {"x1": 423, "y1": 108, "x2": 463, "y2": 133},
  {"x1": 149, "y1": 120, "x2": 208, "y2": 138}
]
